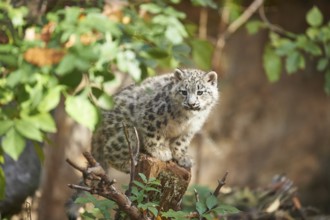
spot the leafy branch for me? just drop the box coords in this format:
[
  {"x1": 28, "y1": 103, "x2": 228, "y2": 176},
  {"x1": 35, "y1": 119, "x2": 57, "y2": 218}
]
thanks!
[
  {"x1": 246, "y1": 5, "x2": 330, "y2": 94},
  {"x1": 0, "y1": 0, "x2": 214, "y2": 182}
]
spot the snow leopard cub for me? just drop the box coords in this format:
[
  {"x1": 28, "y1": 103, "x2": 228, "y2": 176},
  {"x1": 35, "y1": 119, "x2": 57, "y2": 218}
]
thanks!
[{"x1": 91, "y1": 68, "x2": 219, "y2": 173}]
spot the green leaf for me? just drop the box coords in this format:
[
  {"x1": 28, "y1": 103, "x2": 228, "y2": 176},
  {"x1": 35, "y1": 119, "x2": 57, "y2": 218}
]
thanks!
[
  {"x1": 316, "y1": 57, "x2": 329, "y2": 72},
  {"x1": 164, "y1": 18, "x2": 187, "y2": 44},
  {"x1": 274, "y1": 39, "x2": 296, "y2": 56},
  {"x1": 225, "y1": 1, "x2": 243, "y2": 22},
  {"x1": 140, "y1": 3, "x2": 162, "y2": 14},
  {"x1": 263, "y1": 46, "x2": 282, "y2": 82},
  {"x1": 148, "y1": 206, "x2": 158, "y2": 217},
  {"x1": 202, "y1": 213, "x2": 213, "y2": 220},
  {"x1": 29, "y1": 113, "x2": 57, "y2": 133},
  {"x1": 306, "y1": 6, "x2": 323, "y2": 27},
  {"x1": 116, "y1": 50, "x2": 142, "y2": 81},
  {"x1": 96, "y1": 93, "x2": 113, "y2": 110},
  {"x1": 161, "y1": 209, "x2": 187, "y2": 218},
  {"x1": 190, "y1": 39, "x2": 214, "y2": 69},
  {"x1": 65, "y1": 95, "x2": 98, "y2": 131},
  {"x1": 0, "y1": 167, "x2": 5, "y2": 199},
  {"x1": 196, "y1": 201, "x2": 207, "y2": 215},
  {"x1": 213, "y1": 204, "x2": 240, "y2": 215},
  {"x1": 147, "y1": 48, "x2": 169, "y2": 59},
  {"x1": 2, "y1": 128, "x2": 25, "y2": 160},
  {"x1": 133, "y1": 181, "x2": 146, "y2": 189},
  {"x1": 38, "y1": 86, "x2": 62, "y2": 112},
  {"x1": 138, "y1": 173, "x2": 148, "y2": 183},
  {"x1": 59, "y1": 71, "x2": 83, "y2": 88},
  {"x1": 206, "y1": 195, "x2": 218, "y2": 210},
  {"x1": 95, "y1": 40, "x2": 118, "y2": 68},
  {"x1": 6, "y1": 68, "x2": 31, "y2": 88},
  {"x1": 306, "y1": 27, "x2": 320, "y2": 40},
  {"x1": 319, "y1": 26, "x2": 330, "y2": 42},
  {"x1": 246, "y1": 20, "x2": 264, "y2": 35},
  {"x1": 145, "y1": 186, "x2": 161, "y2": 193},
  {"x1": 75, "y1": 192, "x2": 97, "y2": 204},
  {"x1": 80, "y1": 212, "x2": 96, "y2": 220},
  {"x1": 64, "y1": 7, "x2": 81, "y2": 24},
  {"x1": 75, "y1": 58, "x2": 91, "y2": 71},
  {"x1": 82, "y1": 13, "x2": 120, "y2": 35},
  {"x1": 285, "y1": 51, "x2": 305, "y2": 74},
  {"x1": 191, "y1": 0, "x2": 217, "y2": 9},
  {"x1": 303, "y1": 41, "x2": 322, "y2": 56},
  {"x1": 56, "y1": 54, "x2": 76, "y2": 75},
  {"x1": 15, "y1": 119, "x2": 43, "y2": 142},
  {"x1": 0, "y1": 120, "x2": 13, "y2": 136},
  {"x1": 317, "y1": 58, "x2": 328, "y2": 71}
]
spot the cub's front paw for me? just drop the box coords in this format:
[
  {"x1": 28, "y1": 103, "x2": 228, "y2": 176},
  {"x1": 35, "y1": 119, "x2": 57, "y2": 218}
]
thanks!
[
  {"x1": 176, "y1": 156, "x2": 193, "y2": 168},
  {"x1": 150, "y1": 147, "x2": 172, "y2": 161}
]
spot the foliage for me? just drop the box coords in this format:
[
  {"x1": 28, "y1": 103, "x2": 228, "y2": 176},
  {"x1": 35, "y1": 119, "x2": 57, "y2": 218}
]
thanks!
[
  {"x1": 75, "y1": 192, "x2": 116, "y2": 219},
  {"x1": 246, "y1": 6, "x2": 330, "y2": 94},
  {"x1": 0, "y1": 0, "x2": 215, "y2": 197},
  {"x1": 75, "y1": 173, "x2": 239, "y2": 219},
  {"x1": 182, "y1": 185, "x2": 240, "y2": 219},
  {"x1": 130, "y1": 173, "x2": 162, "y2": 217}
]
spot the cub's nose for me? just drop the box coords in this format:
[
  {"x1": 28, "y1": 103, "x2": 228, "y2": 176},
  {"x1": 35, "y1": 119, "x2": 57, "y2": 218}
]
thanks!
[{"x1": 188, "y1": 102, "x2": 197, "y2": 108}]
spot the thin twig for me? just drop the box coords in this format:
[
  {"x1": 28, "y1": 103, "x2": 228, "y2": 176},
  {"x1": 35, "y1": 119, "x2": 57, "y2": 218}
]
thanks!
[
  {"x1": 213, "y1": 171, "x2": 229, "y2": 197},
  {"x1": 258, "y1": 4, "x2": 296, "y2": 38},
  {"x1": 194, "y1": 188, "x2": 200, "y2": 203},
  {"x1": 66, "y1": 158, "x2": 85, "y2": 173},
  {"x1": 133, "y1": 126, "x2": 140, "y2": 162},
  {"x1": 68, "y1": 184, "x2": 92, "y2": 192},
  {"x1": 123, "y1": 123, "x2": 140, "y2": 197},
  {"x1": 292, "y1": 194, "x2": 307, "y2": 220},
  {"x1": 67, "y1": 152, "x2": 147, "y2": 220},
  {"x1": 223, "y1": 0, "x2": 265, "y2": 38},
  {"x1": 212, "y1": 0, "x2": 265, "y2": 69}
]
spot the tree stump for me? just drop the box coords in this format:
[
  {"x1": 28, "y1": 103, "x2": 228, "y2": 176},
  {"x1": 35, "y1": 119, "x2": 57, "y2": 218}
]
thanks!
[{"x1": 135, "y1": 154, "x2": 191, "y2": 211}]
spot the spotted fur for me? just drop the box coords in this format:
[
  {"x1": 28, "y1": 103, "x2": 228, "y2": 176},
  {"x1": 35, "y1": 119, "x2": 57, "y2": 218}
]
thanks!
[{"x1": 92, "y1": 68, "x2": 219, "y2": 172}]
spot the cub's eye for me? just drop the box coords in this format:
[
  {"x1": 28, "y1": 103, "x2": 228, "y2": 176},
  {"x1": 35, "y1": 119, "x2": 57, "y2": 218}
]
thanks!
[
  {"x1": 197, "y1": 91, "x2": 204, "y2": 95},
  {"x1": 180, "y1": 90, "x2": 187, "y2": 95}
]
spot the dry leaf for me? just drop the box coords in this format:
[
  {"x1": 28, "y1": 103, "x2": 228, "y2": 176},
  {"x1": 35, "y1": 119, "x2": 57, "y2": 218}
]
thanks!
[
  {"x1": 266, "y1": 198, "x2": 281, "y2": 213},
  {"x1": 80, "y1": 32, "x2": 99, "y2": 45},
  {"x1": 24, "y1": 47, "x2": 65, "y2": 66},
  {"x1": 41, "y1": 22, "x2": 56, "y2": 43},
  {"x1": 103, "y1": 4, "x2": 123, "y2": 22}
]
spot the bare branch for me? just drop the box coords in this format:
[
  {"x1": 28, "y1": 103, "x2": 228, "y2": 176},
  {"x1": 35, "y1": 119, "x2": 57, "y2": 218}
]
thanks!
[
  {"x1": 123, "y1": 123, "x2": 140, "y2": 197},
  {"x1": 194, "y1": 188, "x2": 200, "y2": 202},
  {"x1": 66, "y1": 158, "x2": 85, "y2": 173},
  {"x1": 258, "y1": 5, "x2": 296, "y2": 38},
  {"x1": 67, "y1": 152, "x2": 147, "y2": 220},
  {"x1": 213, "y1": 171, "x2": 229, "y2": 197},
  {"x1": 223, "y1": 0, "x2": 265, "y2": 38},
  {"x1": 68, "y1": 184, "x2": 92, "y2": 192},
  {"x1": 213, "y1": 0, "x2": 265, "y2": 69},
  {"x1": 292, "y1": 194, "x2": 307, "y2": 220}
]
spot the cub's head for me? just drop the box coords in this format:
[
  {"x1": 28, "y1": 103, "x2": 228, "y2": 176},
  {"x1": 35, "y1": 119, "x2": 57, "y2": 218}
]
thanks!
[{"x1": 172, "y1": 68, "x2": 219, "y2": 111}]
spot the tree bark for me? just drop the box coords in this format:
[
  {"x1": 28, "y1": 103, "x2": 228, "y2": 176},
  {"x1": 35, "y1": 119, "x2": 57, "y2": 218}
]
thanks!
[{"x1": 135, "y1": 154, "x2": 191, "y2": 212}]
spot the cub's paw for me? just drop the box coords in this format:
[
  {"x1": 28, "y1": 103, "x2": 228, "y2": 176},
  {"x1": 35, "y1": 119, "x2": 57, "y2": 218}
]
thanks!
[
  {"x1": 150, "y1": 147, "x2": 172, "y2": 161},
  {"x1": 176, "y1": 156, "x2": 193, "y2": 168}
]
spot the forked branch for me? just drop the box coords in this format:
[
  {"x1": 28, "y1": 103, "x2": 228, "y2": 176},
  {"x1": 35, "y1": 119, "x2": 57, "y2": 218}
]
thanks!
[{"x1": 66, "y1": 152, "x2": 148, "y2": 220}]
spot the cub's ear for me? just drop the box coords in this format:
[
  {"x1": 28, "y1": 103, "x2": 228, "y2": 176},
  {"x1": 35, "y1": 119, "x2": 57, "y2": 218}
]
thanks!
[
  {"x1": 174, "y1": 68, "x2": 185, "y2": 80},
  {"x1": 204, "y1": 71, "x2": 217, "y2": 86}
]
